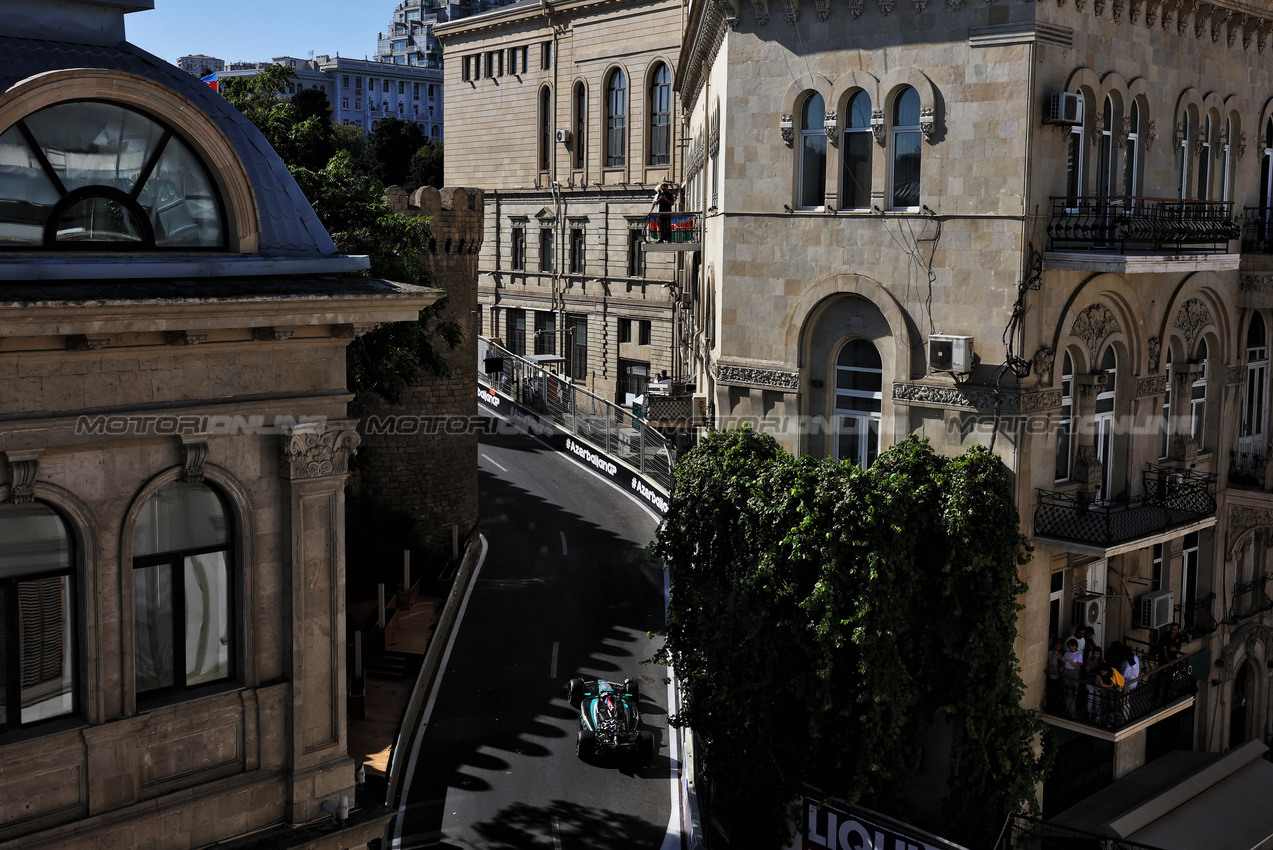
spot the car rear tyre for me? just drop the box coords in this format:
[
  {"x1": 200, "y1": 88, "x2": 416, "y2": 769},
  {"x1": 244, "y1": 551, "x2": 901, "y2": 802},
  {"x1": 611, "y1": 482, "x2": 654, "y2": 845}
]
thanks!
[
  {"x1": 624, "y1": 679, "x2": 640, "y2": 699},
  {"x1": 577, "y1": 729, "x2": 595, "y2": 759},
  {"x1": 637, "y1": 731, "x2": 654, "y2": 764},
  {"x1": 568, "y1": 678, "x2": 585, "y2": 708}
]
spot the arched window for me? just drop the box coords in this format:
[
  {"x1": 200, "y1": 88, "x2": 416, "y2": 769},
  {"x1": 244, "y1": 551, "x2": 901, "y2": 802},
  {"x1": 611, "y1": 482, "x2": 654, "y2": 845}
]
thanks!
[
  {"x1": 539, "y1": 86, "x2": 552, "y2": 172},
  {"x1": 1056, "y1": 352, "x2": 1074, "y2": 482},
  {"x1": 834, "y1": 338, "x2": 882, "y2": 470},
  {"x1": 1192, "y1": 339, "x2": 1208, "y2": 448},
  {"x1": 1160, "y1": 349, "x2": 1173, "y2": 459},
  {"x1": 798, "y1": 93, "x2": 826, "y2": 209},
  {"x1": 841, "y1": 91, "x2": 872, "y2": 210},
  {"x1": 648, "y1": 64, "x2": 671, "y2": 167},
  {"x1": 1220, "y1": 116, "x2": 1234, "y2": 203},
  {"x1": 0, "y1": 501, "x2": 75, "y2": 729},
  {"x1": 1097, "y1": 96, "x2": 1114, "y2": 202},
  {"x1": 1123, "y1": 101, "x2": 1140, "y2": 199},
  {"x1": 890, "y1": 87, "x2": 921, "y2": 209},
  {"x1": 1095, "y1": 347, "x2": 1117, "y2": 501},
  {"x1": 605, "y1": 69, "x2": 627, "y2": 168},
  {"x1": 133, "y1": 480, "x2": 234, "y2": 697},
  {"x1": 1243, "y1": 315, "x2": 1268, "y2": 460},
  {"x1": 1177, "y1": 110, "x2": 1191, "y2": 200},
  {"x1": 1065, "y1": 95, "x2": 1084, "y2": 210},
  {"x1": 0, "y1": 101, "x2": 225, "y2": 249},
  {"x1": 1197, "y1": 114, "x2": 1213, "y2": 200},
  {"x1": 1262, "y1": 119, "x2": 1273, "y2": 210},
  {"x1": 573, "y1": 82, "x2": 587, "y2": 171}
]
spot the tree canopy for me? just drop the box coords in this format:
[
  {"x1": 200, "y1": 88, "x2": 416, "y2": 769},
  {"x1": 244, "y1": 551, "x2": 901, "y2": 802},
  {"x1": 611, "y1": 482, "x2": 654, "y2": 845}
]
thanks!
[
  {"x1": 219, "y1": 64, "x2": 460, "y2": 404},
  {"x1": 652, "y1": 429, "x2": 1047, "y2": 848}
]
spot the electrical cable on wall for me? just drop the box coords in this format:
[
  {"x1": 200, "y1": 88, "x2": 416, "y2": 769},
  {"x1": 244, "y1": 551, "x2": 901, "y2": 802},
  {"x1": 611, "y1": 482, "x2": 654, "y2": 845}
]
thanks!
[{"x1": 989, "y1": 243, "x2": 1043, "y2": 452}]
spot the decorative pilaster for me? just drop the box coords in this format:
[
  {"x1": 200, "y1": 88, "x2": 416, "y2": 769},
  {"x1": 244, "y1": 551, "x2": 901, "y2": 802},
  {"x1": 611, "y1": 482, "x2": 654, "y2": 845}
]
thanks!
[{"x1": 281, "y1": 421, "x2": 361, "y2": 480}]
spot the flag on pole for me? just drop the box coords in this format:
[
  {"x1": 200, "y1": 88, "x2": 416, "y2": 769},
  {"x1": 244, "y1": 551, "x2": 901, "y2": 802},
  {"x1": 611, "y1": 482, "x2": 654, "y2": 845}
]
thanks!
[{"x1": 201, "y1": 72, "x2": 218, "y2": 92}]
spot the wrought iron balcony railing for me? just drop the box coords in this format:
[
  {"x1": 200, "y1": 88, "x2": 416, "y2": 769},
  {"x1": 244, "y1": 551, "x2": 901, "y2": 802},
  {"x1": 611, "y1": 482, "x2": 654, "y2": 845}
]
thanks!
[
  {"x1": 1048, "y1": 196, "x2": 1238, "y2": 254},
  {"x1": 1229, "y1": 449, "x2": 1267, "y2": 488},
  {"x1": 644, "y1": 211, "x2": 702, "y2": 249},
  {"x1": 1043, "y1": 647, "x2": 1198, "y2": 734},
  {"x1": 1178, "y1": 593, "x2": 1218, "y2": 638},
  {"x1": 1230, "y1": 576, "x2": 1273, "y2": 622},
  {"x1": 1242, "y1": 207, "x2": 1273, "y2": 253},
  {"x1": 1034, "y1": 465, "x2": 1216, "y2": 549}
]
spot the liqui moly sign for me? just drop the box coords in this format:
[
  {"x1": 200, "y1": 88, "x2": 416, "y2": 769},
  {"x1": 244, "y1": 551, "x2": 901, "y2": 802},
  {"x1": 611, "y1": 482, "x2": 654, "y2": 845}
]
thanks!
[{"x1": 803, "y1": 798, "x2": 962, "y2": 850}]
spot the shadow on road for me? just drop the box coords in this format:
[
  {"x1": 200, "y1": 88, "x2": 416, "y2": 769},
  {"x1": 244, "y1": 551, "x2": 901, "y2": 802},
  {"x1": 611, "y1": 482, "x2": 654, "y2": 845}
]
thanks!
[{"x1": 469, "y1": 799, "x2": 668, "y2": 850}]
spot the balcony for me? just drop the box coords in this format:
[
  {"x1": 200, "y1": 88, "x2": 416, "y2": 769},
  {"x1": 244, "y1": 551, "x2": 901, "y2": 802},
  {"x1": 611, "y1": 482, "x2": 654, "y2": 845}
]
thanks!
[
  {"x1": 1241, "y1": 207, "x2": 1273, "y2": 254},
  {"x1": 642, "y1": 211, "x2": 702, "y2": 253},
  {"x1": 1045, "y1": 197, "x2": 1240, "y2": 274},
  {"x1": 1230, "y1": 578, "x2": 1273, "y2": 622},
  {"x1": 1034, "y1": 465, "x2": 1217, "y2": 557},
  {"x1": 1229, "y1": 449, "x2": 1267, "y2": 489},
  {"x1": 1042, "y1": 647, "x2": 1199, "y2": 739},
  {"x1": 1178, "y1": 592, "x2": 1217, "y2": 638}
]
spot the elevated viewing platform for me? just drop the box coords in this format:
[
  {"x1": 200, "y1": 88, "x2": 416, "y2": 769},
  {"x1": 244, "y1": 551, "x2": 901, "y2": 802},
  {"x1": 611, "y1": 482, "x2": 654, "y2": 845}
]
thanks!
[{"x1": 642, "y1": 211, "x2": 702, "y2": 252}]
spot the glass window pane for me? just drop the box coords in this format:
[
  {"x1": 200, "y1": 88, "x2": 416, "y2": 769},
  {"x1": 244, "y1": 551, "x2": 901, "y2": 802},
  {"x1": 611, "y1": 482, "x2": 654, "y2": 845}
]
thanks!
[
  {"x1": 54, "y1": 195, "x2": 146, "y2": 243},
  {"x1": 893, "y1": 88, "x2": 919, "y2": 126},
  {"x1": 838, "y1": 416, "x2": 862, "y2": 466},
  {"x1": 136, "y1": 138, "x2": 224, "y2": 248},
  {"x1": 25, "y1": 102, "x2": 166, "y2": 193},
  {"x1": 836, "y1": 369, "x2": 882, "y2": 393},
  {"x1": 134, "y1": 565, "x2": 175, "y2": 693},
  {"x1": 848, "y1": 92, "x2": 871, "y2": 129},
  {"x1": 184, "y1": 553, "x2": 230, "y2": 686},
  {"x1": 843, "y1": 131, "x2": 872, "y2": 210},
  {"x1": 133, "y1": 481, "x2": 229, "y2": 558},
  {"x1": 801, "y1": 134, "x2": 826, "y2": 208},
  {"x1": 838, "y1": 338, "x2": 882, "y2": 369},
  {"x1": 19, "y1": 576, "x2": 73, "y2": 723},
  {"x1": 0, "y1": 586, "x2": 6, "y2": 725},
  {"x1": 891, "y1": 131, "x2": 921, "y2": 208},
  {"x1": 0, "y1": 502, "x2": 72, "y2": 579},
  {"x1": 802, "y1": 93, "x2": 824, "y2": 130},
  {"x1": 0, "y1": 125, "x2": 59, "y2": 245}
]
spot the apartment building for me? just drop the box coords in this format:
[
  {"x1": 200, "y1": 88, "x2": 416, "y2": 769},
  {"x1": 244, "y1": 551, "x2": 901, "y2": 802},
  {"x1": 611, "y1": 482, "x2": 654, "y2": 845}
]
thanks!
[
  {"x1": 436, "y1": 0, "x2": 687, "y2": 406},
  {"x1": 176, "y1": 53, "x2": 224, "y2": 75},
  {"x1": 680, "y1": 0, "x2": 1273, "y2": 835}
]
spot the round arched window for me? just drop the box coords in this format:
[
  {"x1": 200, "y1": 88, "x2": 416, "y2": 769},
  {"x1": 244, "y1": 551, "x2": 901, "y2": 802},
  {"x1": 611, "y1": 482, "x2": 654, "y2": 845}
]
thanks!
[{"x1": 0, "y1": 101, "x2": 226, "y2": 249}]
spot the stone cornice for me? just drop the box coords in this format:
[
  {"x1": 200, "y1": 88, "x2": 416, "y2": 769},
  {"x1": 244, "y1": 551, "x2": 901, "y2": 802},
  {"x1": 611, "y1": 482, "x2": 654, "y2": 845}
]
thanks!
[
  {"x1": 711, "y1": 360, "x2": 801, "y2": 389},
  {"x1": 892, "y1": 381, "x2": 1064, "y2": 412},
  {"x1": 969, "y1": 21, "x2": 1074, "y2": 46}
]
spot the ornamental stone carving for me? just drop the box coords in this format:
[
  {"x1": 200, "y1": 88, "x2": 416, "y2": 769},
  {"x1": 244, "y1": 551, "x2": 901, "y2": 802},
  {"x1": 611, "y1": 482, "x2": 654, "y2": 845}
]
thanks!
[
  {"x1": 1172, "y1": 433, "x2": 1199, "y2": 464},
  {"x1": 1228, "y1": 364, "x2": 1246, "y2": 385},
  {"x1": 912, "y1": 0, "x2": 927, "y2": 10},
  {"x1": 783, "y1": 0, "x2": 798, "y2": 24},
  {"x1": 1021, "y1": 389, "x2": 1063, "y2": 412},
  {"x1": 1074, "y1": 445, "x2": 1103, "y2": 487},
  {"x1": 1129, "y1": 0, "x2": 1141, "y2": 22},
  {"x1": 945, "y1": 0, "x2": 961, "y2": 8},
  {"x1": 780, "y1": 114, "x2": 794, "y2": 147},
  {"x1": 752, "y1": 0, "x2": 770, "y2": 24},
  {"x1": 1119, "y1": 115, "x2": 1131, "y2": 148},
  {"x1": 871, "y1": 108, "x2": 886, "y2": 144},
  {"x1": 892, "y1": 382, "x2": 1016, "y2": 412},
  {"x1": 816, "y1": 0, "x2": 830, "y2": 18},
  {"x1": 1071, "y1": 304, "x2": 1120, "y2": 353},
  {"x1": 1239, "y1": 132, "x2": 1248, "y2": 159},
  {"x1": 1033, "y1": 347, "x2": 1056, "y2": 387},
  {"x1": 711, "y1": 362, "x2": 801, "y2": 390},
  {"x1": 1242, "y1": 273, "x2": 1273, "y2": 292},
  {"x1": 1229, "y1": 504, "x2": 1273, "y2": 558},
  {"x1": 846, "y1": 0, "x2": 864, "y2": 16},
  {"x1": 282, "y1": 421, "x2": 361, "y2": 480},
  {"x1": 1136, "y1": 375, "x2": 1169, "y2": 397},
  {"x1": 919, "y1": 107, "x2": 936, "y2": 143},
  {"x1": 824, "y1": 109, "x2": 838, "y2": 144},
  {"x1": 1112, "y1": 0, "x2": 1124, "y2": 22},
  {"x1": 1145, "y1": 119, "x2": 1158, "y2": 151},
  {"x1": 179, "y1": 436, "x2": 209, "y2": 484},
  {"x1": 1145, "y1": 0, "x2": 1157, "y2": 26},
  {"x1": 1218, "y1": 623, "x2": 1273, "y2": 682},
  {"x1": 879, "y1": 0, "x2": 894, "y2": 13},
  {"x1": 1093, "y1": 0, "x2": 1105, "y2": 17},
  {"x1": 4, "y1": 450, "x2": 41, "y2": 505},
  {"x1": 1174, "y1": 298, "x2": 1212, "y2": 350},
  {"x1": 1148, "y1": 336, "x2": 1162, "y2": 374}
]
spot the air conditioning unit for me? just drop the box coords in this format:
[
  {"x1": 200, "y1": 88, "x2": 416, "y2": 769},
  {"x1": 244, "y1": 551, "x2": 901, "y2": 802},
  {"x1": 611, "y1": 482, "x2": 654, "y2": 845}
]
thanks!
[
  {"x1": 928, "y1": 335, "x2": 975, "y2": 375},
  {"x1": 1073, "y1": 594, "x2": 1105, "y2": 629},
  {"x1": 1138, "y1": 589, "x2": 1175, "y2": 630},
  {"x1": 1047, "y1": 92, "x2": 1084, "y2": 126},
  {"x1": 555, "y1": 128, "x2": 572, "y2": 144}
]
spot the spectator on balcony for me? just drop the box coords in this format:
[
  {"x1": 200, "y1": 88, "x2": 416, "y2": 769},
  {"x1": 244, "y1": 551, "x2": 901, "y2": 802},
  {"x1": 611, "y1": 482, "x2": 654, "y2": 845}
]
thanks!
[
  {"x1": 1090, "y1": 661, "x2": 1125, "y2": 725},
  {"x1": 1083, "y1": 626, "x2": 1096, "y2": 651},
  {"x1": 1046, "y1": 639, "x2": 1065, "y2": 711},
  {"x1": 649, "y1": 180, "x2": 679, "y2": 243},
  {"x1": 1157, "y1": 622, "x2": 1184, "y2": 665},
  {"x1": 1070, "y1": 624, "x2": 1086, "y2": 654},
  {"x1": 1062, "y1": 638, "x2": 1084, "y2": 717}
]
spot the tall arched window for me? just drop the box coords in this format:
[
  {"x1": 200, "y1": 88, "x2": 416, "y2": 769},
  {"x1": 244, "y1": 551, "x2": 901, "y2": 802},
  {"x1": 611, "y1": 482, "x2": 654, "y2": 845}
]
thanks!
[
  {"x1": 648, "y1": 63, "x2": 671, "y2": 167},
  {"x1": 1262, "y1": 120, "x2": 1273, "y2": 210},
  {"x1": 1177, "y1": 110, "x2": 1192, "y2": 199},
  {"x1": 1097, "y1": 96, "x2": 1114, "y2": 202},
  {"x1": 1160, "y1": 349, "x2": 1173, "y2": 459},
  {"x1": 1056, "y1": 352, "x2": 1074, "y2": 482},
  {"x1": 1192, "y1": 339, "x2": 1208, "y2": 448},
  {"x1": 1095, "y1": 347, "x2": 1117, "y2": 501},
  {"x1": 1220, "y1": 116, "x2": 1234, "y2": 203},
  {"x1": 1197, "y1": 114, "x2": 1213, "y2": 200},
  {"x1": 834, "y1": 338, "x2": 882, "y2": 470},
  {"x1": 1065, "y1": 96, "x2": 1084, "y2": 210},
  {"x1": 1123, "y1": 101, "x2": 1140, "y2": 199},
  {"x1": 573, "y1": 82, "x2": 587, "y2": 171},
  {"x1": 1243, "y1": 315, "x2": 1268, "y2": 463},
  {"x1": 605, "y1": 69, "x2": 627, "y2": 168},
  {"x1": 842, "y1": 91, "x2": 872, "y2": 210},
  {"x1": 0, "y1": 501, "x2": 75, "y2": 729},
  {"x1": 0, "y1": 101, "x2": 226, "y2": 248},
  {"x1": 538, "y1": 86, "x2": 552, "y2": 172},
  {"x1": 890, "y1": 87, "x2": 921, "y2": 209},
  {"x1": 798, "y1": 93, "x2": 826, "y2": 209},
  {"x1": 133, "y1": 480, "x2": 234, "y2": 697}
]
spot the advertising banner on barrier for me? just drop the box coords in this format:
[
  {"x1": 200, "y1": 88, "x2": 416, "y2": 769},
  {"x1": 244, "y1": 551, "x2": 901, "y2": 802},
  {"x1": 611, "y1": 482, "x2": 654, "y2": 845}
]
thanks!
[
  {"x1": 478, "y1": 385, "x2": 670, "y2": 516},
  {"x1": 801, "y1": 797, "x2": 967, "y2": 850}
]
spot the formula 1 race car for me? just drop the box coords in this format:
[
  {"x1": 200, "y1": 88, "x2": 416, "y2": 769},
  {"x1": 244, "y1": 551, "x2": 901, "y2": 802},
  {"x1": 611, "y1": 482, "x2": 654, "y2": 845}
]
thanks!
[{"x1": 567, "y1": 677, "x2": 654, "y2": 763}]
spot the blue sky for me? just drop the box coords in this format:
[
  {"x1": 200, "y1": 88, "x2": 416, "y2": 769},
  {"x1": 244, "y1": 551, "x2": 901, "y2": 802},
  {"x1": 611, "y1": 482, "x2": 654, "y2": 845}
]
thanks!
[{"x1": 126, "y1": 2, "x2": 397, "y2": 66}]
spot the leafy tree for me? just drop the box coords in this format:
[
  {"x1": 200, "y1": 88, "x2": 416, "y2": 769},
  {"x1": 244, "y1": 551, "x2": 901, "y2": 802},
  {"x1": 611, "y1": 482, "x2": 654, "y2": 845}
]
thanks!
[
  {"x1": 652, "y1": 430, "x2": 1046, "y2": 848},
  {"x1": 406, "y1": 142, "x2": 444, "y2": 191},
  {"x1": 368, "y1": 117, "x2": 427, "y2": 187},
  {"x1": 219, "y1": 64, "x2": 297, "y2": 129}
]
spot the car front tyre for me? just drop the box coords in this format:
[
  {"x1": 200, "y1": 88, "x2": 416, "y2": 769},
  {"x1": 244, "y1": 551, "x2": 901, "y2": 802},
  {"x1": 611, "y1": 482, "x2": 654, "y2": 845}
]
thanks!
[
  {"x1": 577, "y1": 729, "x2": 596, "y2": 759},
  {"x1": 568, "y1": 678, "x2": 585, "y2": 708},
  {"x1": 637, "y1": 731, "x2": 654, "y2": 764}
]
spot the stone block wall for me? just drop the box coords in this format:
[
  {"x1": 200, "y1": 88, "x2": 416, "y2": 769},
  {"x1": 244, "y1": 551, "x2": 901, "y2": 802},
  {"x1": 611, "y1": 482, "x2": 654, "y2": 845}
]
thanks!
[{"x1": 357, "y1": 187, "x2": 482, "y2": 571}]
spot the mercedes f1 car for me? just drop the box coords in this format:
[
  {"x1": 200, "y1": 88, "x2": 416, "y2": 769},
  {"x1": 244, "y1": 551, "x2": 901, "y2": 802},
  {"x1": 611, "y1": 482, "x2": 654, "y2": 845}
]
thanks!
[{"x1": 567, "y1": 677, "x2": 654, "y2": 763}]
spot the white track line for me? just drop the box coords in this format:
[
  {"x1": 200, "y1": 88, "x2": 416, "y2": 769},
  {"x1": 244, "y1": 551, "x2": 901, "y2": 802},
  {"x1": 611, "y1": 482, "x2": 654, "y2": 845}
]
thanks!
[
  {"x1": 550, "y1": 641, "x2": 559, "y2": 679},
  {"x1": 391, "y1": 534, "x2": 491, "y2": 848},
  {"x1": 480, "y1": 452, "x2": 508, "y2": 472},
  {"x1": 560, "y1": 530, "x2": 568, "y2": 556}
]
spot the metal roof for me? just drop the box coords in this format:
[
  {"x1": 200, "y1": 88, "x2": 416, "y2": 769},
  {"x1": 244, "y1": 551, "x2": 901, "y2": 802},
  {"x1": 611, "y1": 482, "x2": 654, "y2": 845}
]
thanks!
[{"x1": 0, "y1": 34, "x2": 346, "y2": 263}]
